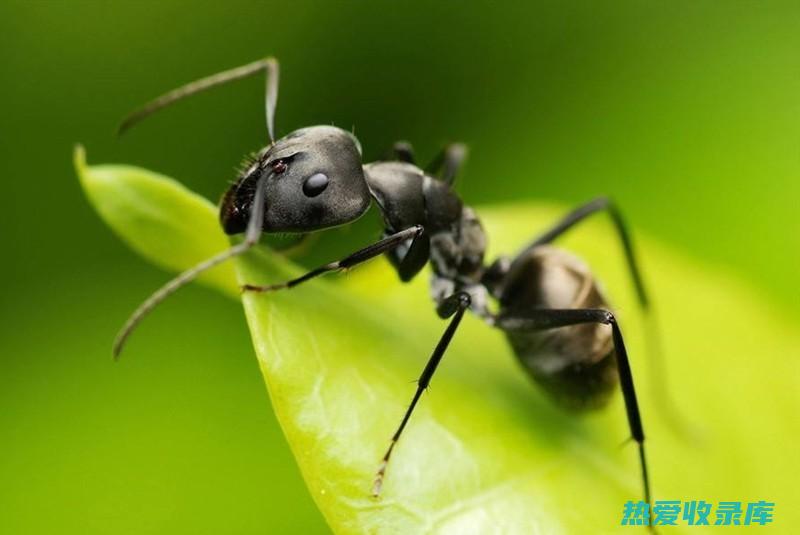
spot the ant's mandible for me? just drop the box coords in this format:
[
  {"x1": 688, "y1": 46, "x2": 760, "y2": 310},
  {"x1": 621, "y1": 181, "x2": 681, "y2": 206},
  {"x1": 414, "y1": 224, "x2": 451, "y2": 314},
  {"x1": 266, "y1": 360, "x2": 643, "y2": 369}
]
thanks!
[{"x1": 114, "y1": 57, "x2": 653, "y2": 507}]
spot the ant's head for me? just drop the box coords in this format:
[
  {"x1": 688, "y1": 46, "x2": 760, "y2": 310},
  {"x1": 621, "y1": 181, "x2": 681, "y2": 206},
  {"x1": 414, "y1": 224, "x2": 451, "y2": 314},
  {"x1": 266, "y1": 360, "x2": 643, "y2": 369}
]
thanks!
[
  {"x1": 117, "y1": 59, "x2": 372, "y2": 236},
  {"x1": 113, "y1": 59, "x2": 377, "y2": 358},
  {"x1": 220, "y1": 125, "x2": 370, "y2": 234}
]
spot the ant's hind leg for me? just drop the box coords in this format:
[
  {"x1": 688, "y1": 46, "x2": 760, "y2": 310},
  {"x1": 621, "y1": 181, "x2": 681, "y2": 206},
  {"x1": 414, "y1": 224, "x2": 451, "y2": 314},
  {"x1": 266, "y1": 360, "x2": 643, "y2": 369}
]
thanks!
[
  {"x1": 496, "y1": 308, "x2": 652, "y2": 507},
  {"x1": 519, "y1": 197, "x2": 647, "y2": 308},
  {"x1": 518, "y1": 197, "x2": 692, "y2": 439}
]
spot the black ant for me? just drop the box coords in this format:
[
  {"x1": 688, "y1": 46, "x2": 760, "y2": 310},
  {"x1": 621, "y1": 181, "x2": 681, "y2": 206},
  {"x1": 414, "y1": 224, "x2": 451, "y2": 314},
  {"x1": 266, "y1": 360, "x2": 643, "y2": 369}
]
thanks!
[{"x1": 114, "y1": 57, "x2": 653, "y2": 507}]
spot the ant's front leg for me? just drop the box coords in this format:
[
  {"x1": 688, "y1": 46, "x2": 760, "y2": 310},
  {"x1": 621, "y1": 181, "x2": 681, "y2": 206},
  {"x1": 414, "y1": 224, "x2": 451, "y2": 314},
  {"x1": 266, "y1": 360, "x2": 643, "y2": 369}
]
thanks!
[
  {"x1": 496, "y1": 308, "x2": 652, "y2": 507},
  {"x1": 372, "y1": 291, "x2": 472, "y2": 497},
  {"x1": 241, "y1": 225, "x2": 425, "y2": 293}
]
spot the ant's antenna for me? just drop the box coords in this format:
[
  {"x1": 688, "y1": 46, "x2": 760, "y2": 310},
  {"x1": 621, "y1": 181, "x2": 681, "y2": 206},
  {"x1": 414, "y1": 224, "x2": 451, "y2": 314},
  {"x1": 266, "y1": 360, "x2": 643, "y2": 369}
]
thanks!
[
  {"x1": 113, "y1": 176, "x2": 268, "y2": 359},
  {"x1": 118, "y1": 57, "x2": 280, "y2": 144}
]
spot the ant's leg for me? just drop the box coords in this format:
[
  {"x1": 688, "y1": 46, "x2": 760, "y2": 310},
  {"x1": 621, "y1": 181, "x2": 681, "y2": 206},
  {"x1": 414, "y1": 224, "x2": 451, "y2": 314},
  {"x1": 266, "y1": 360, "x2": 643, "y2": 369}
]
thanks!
[
  {"x1": 520, "y1": 197, "x2": 647, "y2": 308},
  {"x1": 426, "y1": 143, "x2": 468, "y2": 185},
  {"x1": 372, "y1": 291, "x2": 472, "y2": 497},
  {"x1": 496, "y1": 308, "x2": 652, "y2": 506},
  {"x1": 391, "y1": 141, "x2": 416, "y2": 164},
  {"x1": 241, "y1": 225, "x2": 425, "y2": 292},
  {"x1": 521, "y1": 197, "x2": 691, "y2": 439},
  {"x1": 119, "y1": 57, "x2": 280, "y2": 143}
]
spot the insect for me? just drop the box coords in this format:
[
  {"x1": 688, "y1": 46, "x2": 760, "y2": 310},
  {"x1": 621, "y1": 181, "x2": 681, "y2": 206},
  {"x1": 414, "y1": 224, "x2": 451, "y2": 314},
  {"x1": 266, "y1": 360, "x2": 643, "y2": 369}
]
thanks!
[{"x1": 115, "y1": 57, "x2": 653, "y2": 506}]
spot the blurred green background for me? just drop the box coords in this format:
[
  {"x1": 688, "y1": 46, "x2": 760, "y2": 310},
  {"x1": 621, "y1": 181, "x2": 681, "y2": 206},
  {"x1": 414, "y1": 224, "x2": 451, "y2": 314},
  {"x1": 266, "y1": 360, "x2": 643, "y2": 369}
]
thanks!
[{"x1": 1, "y1": 1, "x2": 798, "y2": 533}]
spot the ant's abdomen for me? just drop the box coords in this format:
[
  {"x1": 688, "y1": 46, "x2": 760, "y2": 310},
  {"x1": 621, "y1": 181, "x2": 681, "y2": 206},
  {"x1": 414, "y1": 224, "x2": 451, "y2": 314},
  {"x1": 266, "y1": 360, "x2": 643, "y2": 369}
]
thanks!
[{"x1": 498, "y1": 246, "x2": 618, "y2": 411}]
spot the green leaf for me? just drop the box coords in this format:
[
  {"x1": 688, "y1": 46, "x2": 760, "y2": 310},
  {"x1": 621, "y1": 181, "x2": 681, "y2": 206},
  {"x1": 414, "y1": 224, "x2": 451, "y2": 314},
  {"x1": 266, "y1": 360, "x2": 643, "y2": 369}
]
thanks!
[
  {"x1": 77, "y1": 146, "x2": 799, "y2": 533},
  {"x1": 74, "y1": 145, "x2": 237, "y2": 297}
]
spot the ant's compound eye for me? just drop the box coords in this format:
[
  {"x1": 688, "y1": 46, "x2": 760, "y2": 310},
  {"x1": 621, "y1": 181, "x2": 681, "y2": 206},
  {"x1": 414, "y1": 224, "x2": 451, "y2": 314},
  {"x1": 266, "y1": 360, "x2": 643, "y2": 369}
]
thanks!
[
  {"x1": 271, "y1": 159, "x2": 288, "y2": 174},
  {"x1": 302, "y1": 173, "x2": 329, "y2": 197}
]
